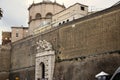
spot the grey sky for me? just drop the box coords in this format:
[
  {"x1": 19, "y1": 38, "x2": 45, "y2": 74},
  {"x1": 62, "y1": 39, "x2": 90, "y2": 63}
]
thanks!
[{"x1": 0, "y1": 0, "x2": 120, "y2": 44}]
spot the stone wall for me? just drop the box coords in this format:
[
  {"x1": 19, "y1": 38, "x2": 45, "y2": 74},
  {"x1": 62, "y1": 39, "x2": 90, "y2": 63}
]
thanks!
[
  {"x1": 9, "y1": 4, "x2": 120, "y2": 80},
  {"x1": 11, "y1": 28, "x2": 59, "y2": 70},
  {"x1": 0, "y1": 44, "x2": 11, "y2": 80},
  {"x1": 10, "y1": 36, "x2": 36, "y2": 80},
  {"x1": 10, "y1": 29, "x2": 59, "y2": 80},
  {"x1": 58, "y1": 6, "x2": 120, "y2": 60},
  {"x1": 10, "y1": 67, "x2": 35, "y2": 80},
  {"x1": 53, "y1": 5, "x2": 120, "y2": 80},
  {"x1": 11, "y1": 37, "x2": 35, "y2": 70},
  {"x1": 54, "y1": 52, "x2": 120, "y2": 80}
]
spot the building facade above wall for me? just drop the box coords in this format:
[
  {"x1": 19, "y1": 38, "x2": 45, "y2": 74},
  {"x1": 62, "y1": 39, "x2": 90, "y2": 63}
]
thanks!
[
  {"x1": 33, "y1": 3, "x2": 88, "y2": 35},
  {"x1": 28, "y1": 0, "x2": 65, "y2": 35},
  {"x1": 2, "y1": 32, "x2": 11, "y2": 45},
  {"x1": 11, "y1": 26, "x2": 28, "y2": 42},
  {"x1": 52, "y1": 3, "x2": 88, "y2": 27}
]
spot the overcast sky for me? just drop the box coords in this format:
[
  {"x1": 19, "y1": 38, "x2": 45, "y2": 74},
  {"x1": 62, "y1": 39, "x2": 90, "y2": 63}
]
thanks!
[{"x1": 0, "y1": 0, "x2": 120, "y2": 44}]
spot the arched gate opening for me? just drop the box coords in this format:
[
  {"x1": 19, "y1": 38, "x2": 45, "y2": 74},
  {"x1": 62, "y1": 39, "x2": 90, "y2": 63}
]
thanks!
[{"x1": 40, "y1": 62, "x2": 45, "y2": 79}]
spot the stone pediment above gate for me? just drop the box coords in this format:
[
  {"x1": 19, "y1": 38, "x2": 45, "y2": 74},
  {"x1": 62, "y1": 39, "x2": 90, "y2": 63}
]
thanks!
[{"x1": 36, "y1": 40, "x2": 53, "y2": 53}]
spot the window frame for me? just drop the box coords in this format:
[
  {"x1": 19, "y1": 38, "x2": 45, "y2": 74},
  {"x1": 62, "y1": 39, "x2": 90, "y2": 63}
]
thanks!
[
  {"x1": 16, "y1": 33, "x2": 19, "y2": 37},
  {"x1": 35, "y1": 13, "x2": 41, "y2": 19},
  {"x1": 81, "y1": 6, "x2": 85, "y2": 11}
]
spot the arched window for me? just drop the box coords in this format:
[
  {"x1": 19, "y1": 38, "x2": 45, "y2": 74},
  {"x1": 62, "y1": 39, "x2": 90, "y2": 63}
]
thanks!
[
  {"x1": 67, "y1": 19, "x2": 69, "y2": 22},
  {"x1": 63, "y1": 21, "x2": 65, "y2": 24},
  {"x1": 59, "y1": 23, "x2": 61, "y2": 25},
  {"x1": 35, "y1": 13, "x2": 41, "y2": 19},
  {"x1": 46, "y1": 13, "x2": 52, "y2": 19}
]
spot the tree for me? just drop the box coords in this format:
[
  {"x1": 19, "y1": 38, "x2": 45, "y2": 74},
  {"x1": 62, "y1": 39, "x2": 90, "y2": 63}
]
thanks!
[{"x1": 0, "y1": 8, "x2": 3, "y2": 19}]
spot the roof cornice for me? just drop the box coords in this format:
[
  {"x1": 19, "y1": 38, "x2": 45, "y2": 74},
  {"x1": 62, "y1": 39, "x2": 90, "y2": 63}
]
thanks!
[{"x1": 28, "y1": 2, "x2": 65, "y2": 10}]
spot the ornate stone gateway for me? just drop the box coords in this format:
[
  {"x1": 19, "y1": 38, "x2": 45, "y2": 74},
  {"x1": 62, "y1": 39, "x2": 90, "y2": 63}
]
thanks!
[{"x1": 35, "y1": 40, "x2": 55, "y2": 80}]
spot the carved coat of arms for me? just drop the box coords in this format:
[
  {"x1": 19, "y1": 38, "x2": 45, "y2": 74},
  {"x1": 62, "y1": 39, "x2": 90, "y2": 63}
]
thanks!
[{"x1": 36, "y1": 40, "x2": 52, "y2": 52}]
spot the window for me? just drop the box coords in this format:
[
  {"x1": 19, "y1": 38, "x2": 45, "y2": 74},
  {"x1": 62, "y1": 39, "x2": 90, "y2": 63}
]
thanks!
[
  {"x1": 35, "y1": 13, "x2": 41, "y2": 19},
  {"x1": 67, "y1": 19, "x2": 69, "y2": 22},
  {"x1": 46, "y1": 13, "x2": 52, "y2": 19},
  {"x1": 81, "y1": 6, "x2": 85, "y2": 11},
  {"x1": 59, "y1": 23, "x2": 61, "y2": 25},
  {"x1": 16, "y1": 33, "x2": 18, "y2": 37},
  {"x1": 63, "y1": 21, "x2": 65, "y2": 24}
]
